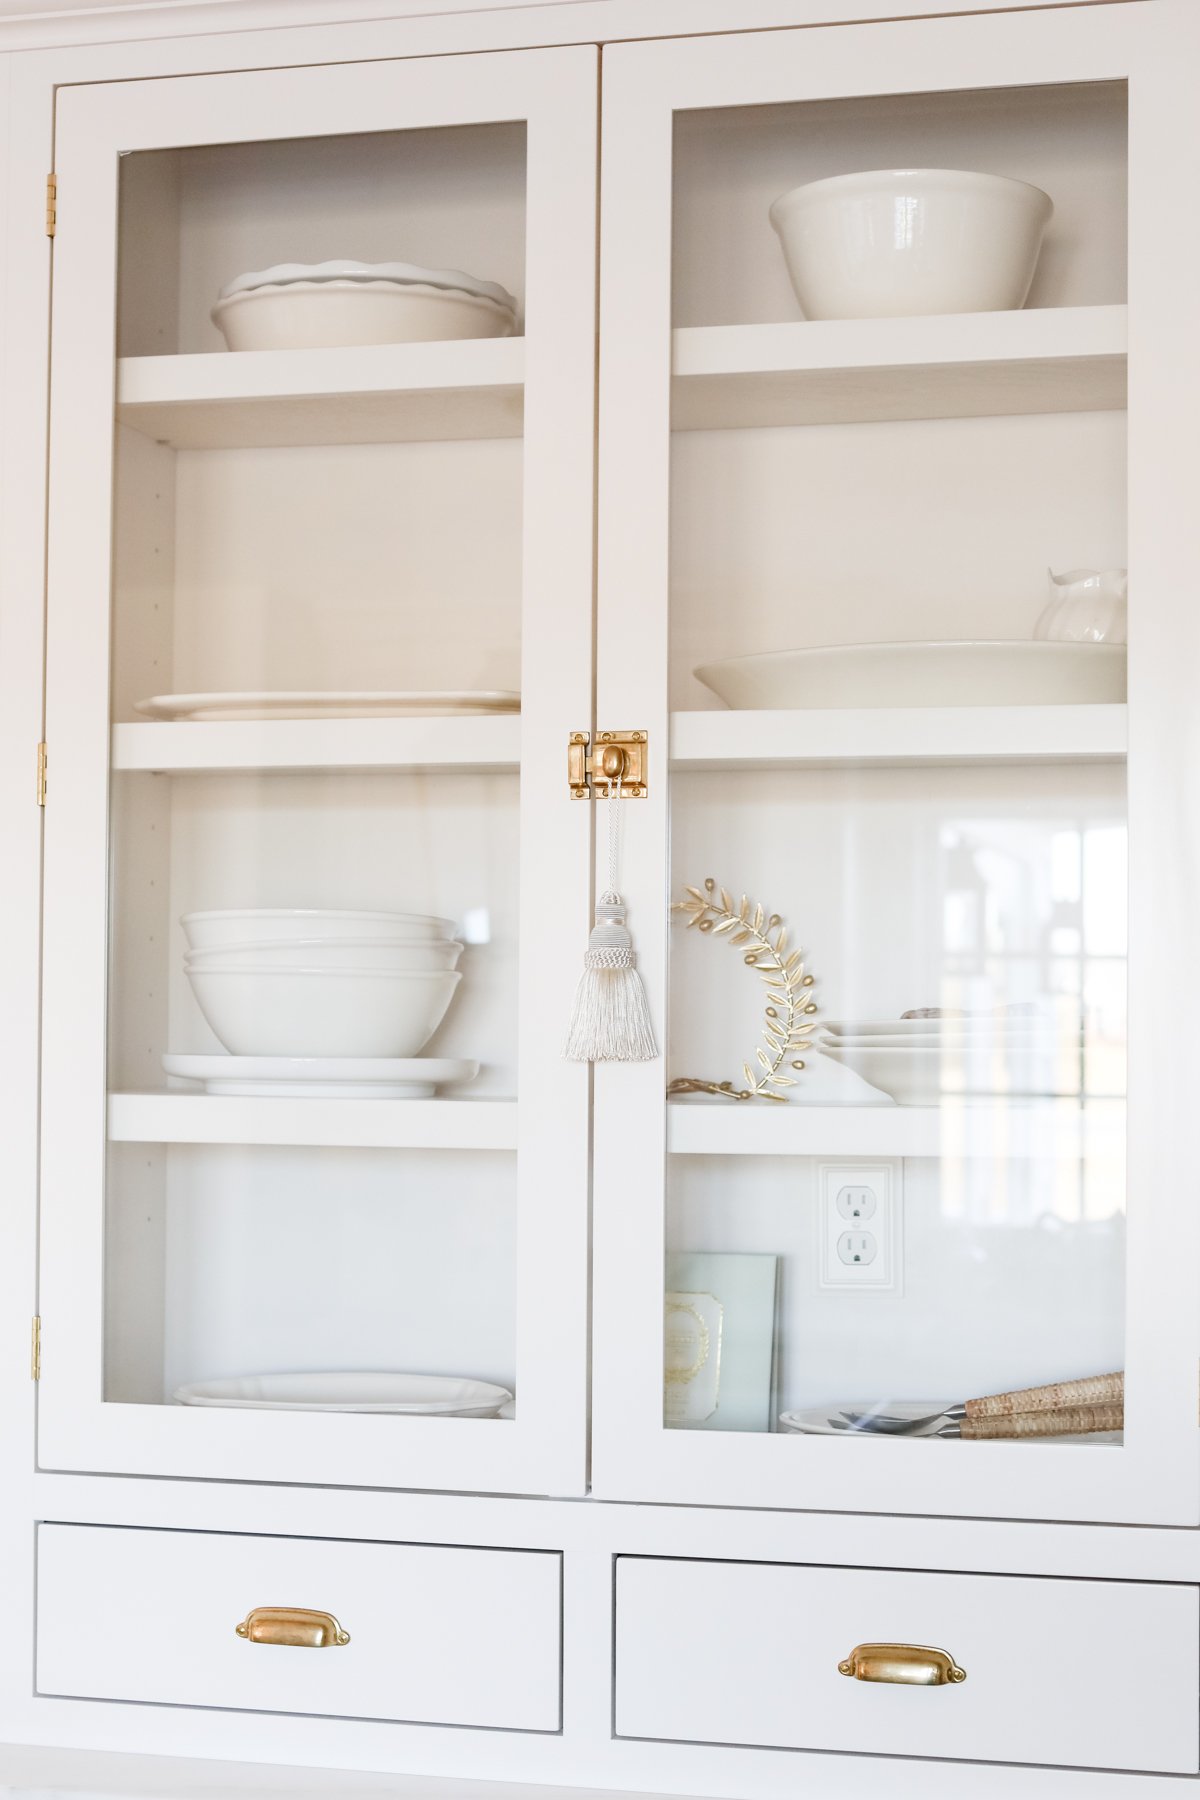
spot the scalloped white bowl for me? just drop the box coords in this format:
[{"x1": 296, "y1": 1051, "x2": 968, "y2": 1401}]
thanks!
[{"x1": 212, "y1": 278, "x2": 517, "y2": 350}]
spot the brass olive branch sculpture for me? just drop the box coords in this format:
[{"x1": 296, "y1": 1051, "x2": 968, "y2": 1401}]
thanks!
[{"x1": 666, "y1": 878, "x2": 818, "y2": 1102}]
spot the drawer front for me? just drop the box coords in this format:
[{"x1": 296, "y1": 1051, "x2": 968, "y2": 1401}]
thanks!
[
  {"x1": 615, "y1": 1556, "x2": 1199, "y2": 1774},
  {"x1": 38, "y1": 1524, "x2": 561, "y2": 1731}
]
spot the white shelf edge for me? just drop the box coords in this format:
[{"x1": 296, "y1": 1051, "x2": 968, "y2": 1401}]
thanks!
[
  {"x1": 108, "y1": 1092, "x2": 518, "y2": 1151},
  {"x1": 111, "y1": 714, "x2": 522, "y2": 774},
  {"x1": 667, "y1": 1101, "x2": 1120, "y2": 1160},
  {"x1": 116, "y1": 338, "x2": 526, "y2": 449},
  {"x1": 672, "y1": 304, "x2": 1128, "y2": 430},
  {"x1": 670, "y1": 704, "x2": 1126, "y2": 770}
]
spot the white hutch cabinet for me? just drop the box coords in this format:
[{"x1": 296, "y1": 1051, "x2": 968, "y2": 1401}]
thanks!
[{"x1": 2, "y1": 1, "x2": 1199, "y2": 1797}]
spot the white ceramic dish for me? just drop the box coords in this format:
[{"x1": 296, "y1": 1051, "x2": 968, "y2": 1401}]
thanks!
[
  {"x1": 182, "y1": 909, "x2": 456, "y2": 950},
  {"x1": 218, "y1": 259, "x2": 517, "y2": 310},
  {"x1": 694, "y1": 641, "x2": 1126, "y2": 710},
  {"x1": 769, "y1": 168, "x2": 1053, "y2": 320},
  {"x1": 820, "y1": 1042, "x2": 1068, "y2": 1105},
  {"x1": 185, "y1": 937, "x2": 464, "y2": 973},
  {"x1": 821, "y1": 1014, "x2": 1047, "y2": 1036},
  {"x1": 1035, "y1": 567, "x2": 1128, "y2": 645},
  {"x1": 162, "y1": 1051, "x2": 478, "y2": 1101},
  {"x1": 212, "y1": 279, "x2": 516, "y2": 351},
  {"x1": 174, "y1": 1372, "x2": 512, "y2": 1417},
  {"x1": 186, "y1": 965, "x2": 461, "y2": 1058},
  {"x1": 134, "y1": 690, "x2": 521, "y2": 721},
  {"x1": 162, "y1": 1052, "x2": 479, "y2": 1098},
  {"x1": 780, "y1": 1400, "x2": 955, "y2": 1437}
]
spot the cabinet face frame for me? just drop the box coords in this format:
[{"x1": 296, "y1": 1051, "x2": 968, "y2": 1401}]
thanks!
[
  {"x1": 38, "y1": 43, "x2": 598, "y2": 1496},
  {"x1": 591, "y1": 0, "x2": 1200, "y2": 1524}
]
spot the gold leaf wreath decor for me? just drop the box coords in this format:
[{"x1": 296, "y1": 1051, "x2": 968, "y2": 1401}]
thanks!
[{"x1": 666, "y1": 877, "x2": 819, "y2": 1103}]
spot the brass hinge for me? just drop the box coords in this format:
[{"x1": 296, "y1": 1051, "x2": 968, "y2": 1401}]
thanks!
[
  {"x1": 36, "y1": 742, "x2": 47, "y2": 806},
  {"x1": 568, "y1": 730, "x2": 647, "y2": 799},
  {"x1": 30, "y1": 1316, "x2": 41, "y2": 1381},
  {"x1": 45, "y1": 174, "x2": 56, "y2": 238}
]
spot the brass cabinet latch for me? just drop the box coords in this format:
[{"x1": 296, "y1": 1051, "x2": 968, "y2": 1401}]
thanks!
[
  {"x1": 568, "y1": 730, "x2": 647, "y2": 799},
  {"x1": 36, "y1": 742, "x2": 47, "y2": 807},
  {"x1": 31, "y1": 1316, "x2": 41, "y2": 1381},
  {"x1": 45, "y1": 174, "x2": 56, "y2": 238}
]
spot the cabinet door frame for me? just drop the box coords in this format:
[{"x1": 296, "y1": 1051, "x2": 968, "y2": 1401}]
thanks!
[
  {"x1": 38, "y1": 42, "x2": 598, "y2": 1496},
  {"x1": 591, "y1": 0, "x2": 1200, "y2": 1524}
]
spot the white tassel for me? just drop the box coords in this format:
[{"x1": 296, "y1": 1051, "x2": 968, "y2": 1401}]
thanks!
[
  {"x1": 565, "y1": 773, "x2": 657, "y2": 1062},
  {"x1": 564, "y1": 892, "x2": 657, "y2": 1062}
]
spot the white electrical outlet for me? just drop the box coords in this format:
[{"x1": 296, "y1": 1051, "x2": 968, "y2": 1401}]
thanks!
[{"x1": 817, "y1": 1161, "x2": 902, "y2": 1291}]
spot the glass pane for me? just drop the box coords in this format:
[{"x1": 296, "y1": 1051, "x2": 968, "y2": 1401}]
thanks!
[
  {"x1": 103, "y1": 123, "x2": 526, "y2": 1420},
  {"x1": 663, "y1": 80, "x2": 1128, "y2": 1446}
]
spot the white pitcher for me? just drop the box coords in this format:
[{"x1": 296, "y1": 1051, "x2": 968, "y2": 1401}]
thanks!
[{"x1": 1034, "y1": 567, "x2": 1127, "y2": 644}]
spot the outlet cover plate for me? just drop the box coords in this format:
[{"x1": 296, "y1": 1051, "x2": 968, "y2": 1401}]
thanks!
[{"x1": 817, "y1": 1160, "x2": 902, "y2": 1292}]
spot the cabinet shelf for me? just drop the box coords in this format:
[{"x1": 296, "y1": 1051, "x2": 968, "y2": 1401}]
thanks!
[
  {"x1": 111, "y1": 714, "x2": 521, "y2": 774},
  {"x1": 671, "y1": 304, "x2": 1127, "y2": 431},
  {"x1": 116, "y1": 339, "x2": 525, "y2": 450},
  {"x1": 108, "y1": 1093, "x2": 518, "y2": 1151},
  {"x1": 667, "y1": 1101, "x2": 1120, "y2": 1160},
  {"x1": 669, "y1": 704, "x2": 1126, "y2": 770}
]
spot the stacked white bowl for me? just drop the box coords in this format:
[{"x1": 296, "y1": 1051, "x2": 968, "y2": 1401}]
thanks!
[
  {"x1": 211, "y1": 259, "x2": 519, "y2": 351},
  {"x1": 182, "y1": 909, "x2": 463, "y2": 1058}
]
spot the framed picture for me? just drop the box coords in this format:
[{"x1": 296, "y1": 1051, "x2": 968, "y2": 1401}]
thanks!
[{"x1": 664, "y1": 1252, "x2": 779, "y2": 1433}]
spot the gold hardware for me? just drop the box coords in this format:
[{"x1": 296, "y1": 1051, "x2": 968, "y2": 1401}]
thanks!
[
  {"x1": 838, "y1": 1643, "x2": 966, "y2": 1686},
  {"x1": 45, "y1": 174, "x2": 56, "y2": 238},
  {"x1": 567, "y1": 730, "x2": 647, "y2": 799},
  {"x1": 30, "y1": 1316, "x2": 41, "y2": 1381},
  {"x1": 36, "y1": 742, "x2": 47, "y2": 807},
  {"x1": 235, "y1": 1606, "x2": 350, "y2": 1648}
]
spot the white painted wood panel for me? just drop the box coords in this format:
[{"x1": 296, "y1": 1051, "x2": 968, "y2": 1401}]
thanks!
[
  {"x1": 117, "y1": 340, "x2": 525, "y2": 449},
  {"x1": 670, "y1": 705, "x2": 1125, "y2": 769},
  {"x1": 112, "y1": 715, "x2": 521, "y2": 772},
  {"x1": 593, "y1": 0, "x2": 1200, "y2": 1523},
  {"x1": 672, "y1": 307, "x2": 1126, "y2": 432},
  {"x1": 39, "y1": 42, "x2": 598, "y2": 1496},
  {"x1": 108, "y1": 1093, "x2": 518, "y2": 1148},
  {"x1": 37, "y1": 1524, "x2": 562, "y2": 1731},
  {"x1": 615, "y1": 1556, "x2": 1199, "y2": 1774}
]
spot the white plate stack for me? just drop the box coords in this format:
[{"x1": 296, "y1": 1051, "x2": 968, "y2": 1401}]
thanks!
[
  {"x1": 166, "y1": 908, "x2": 478, "y2": 1097},
  {"x1": 818, "y1": 1013, "x2": 1069, "y2": 1106},
  {"x1": 211, "y1": 258, "x2": 519, "y2": 350}
]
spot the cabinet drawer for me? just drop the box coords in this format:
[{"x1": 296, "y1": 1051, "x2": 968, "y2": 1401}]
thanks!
[
  {"x1": 615, "y1": 1556, "x2": 1198, "y2": 1773},
  {"x1": 37, "y1": 1524, "x2": 561, "y2": 1731}
]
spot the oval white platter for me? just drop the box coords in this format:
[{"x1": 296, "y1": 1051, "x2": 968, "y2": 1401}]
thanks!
[
  {"x1": 694, "y1": 641, "x2": 1127, "y2": 710},
  {"x1": 174, "y1": 1372, "x2": 512, "y2": 1417},
  {"x1": 162, "y1": 1052, "x2": 479, "y2": 1098},
  {"x1": 134, "y1": 691, "x2": 521, "y2": 721}
]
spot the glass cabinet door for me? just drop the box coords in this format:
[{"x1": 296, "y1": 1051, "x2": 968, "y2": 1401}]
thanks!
[
  {"x1": 592, "y1": 2, "x2": 1200, "y2": 1523},
  {"x1": 38, "y1": 45, "x2": 598, "y2": 1494}
]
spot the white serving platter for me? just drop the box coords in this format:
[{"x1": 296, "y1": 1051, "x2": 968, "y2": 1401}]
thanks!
[
  {"x1": 135, "y1": 690, "x2": 521, "y2": 721},
  {"x1": 694, "y1": 641, "x2": 1127, "y2": 710},
  {"x1": 162, "y1": 1052, "x2": 479, "y2": 1098},
  {"x1": 174, "y1": 1372, "x2": 512, "y2": 1417},
  {"x1": 820, "y1": 1042, "x2": 1077, "y2": 1106}
]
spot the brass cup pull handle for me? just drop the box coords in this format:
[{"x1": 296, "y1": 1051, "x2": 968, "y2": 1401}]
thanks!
[
  {"x1": 235, "y1": 1606, "x2": 350, "y2": 1648},
  {"x1": 838, "y1": 1642, "x2": 966, "y2": 1686}
]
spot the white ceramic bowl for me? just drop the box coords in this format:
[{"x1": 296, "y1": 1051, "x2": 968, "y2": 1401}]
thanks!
[
  {"x1": 218, "y1": 259, "x2": 517, "y2": 310},
  {"x1": 181, "y1": 909, "x2": 456, "y2": 950},
  {"x1": 185, "y1": 937, "x2": 464, "y2": 973},
  {"x1": 186, "y1": 965, "x2": 461, "y2": 1057},
  {"x1": 769, "y1": 168, "x2": 1053, "y2": 320},
  {"x1": 212, "y1": 278, "x2": 516, "y2": 351}
]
